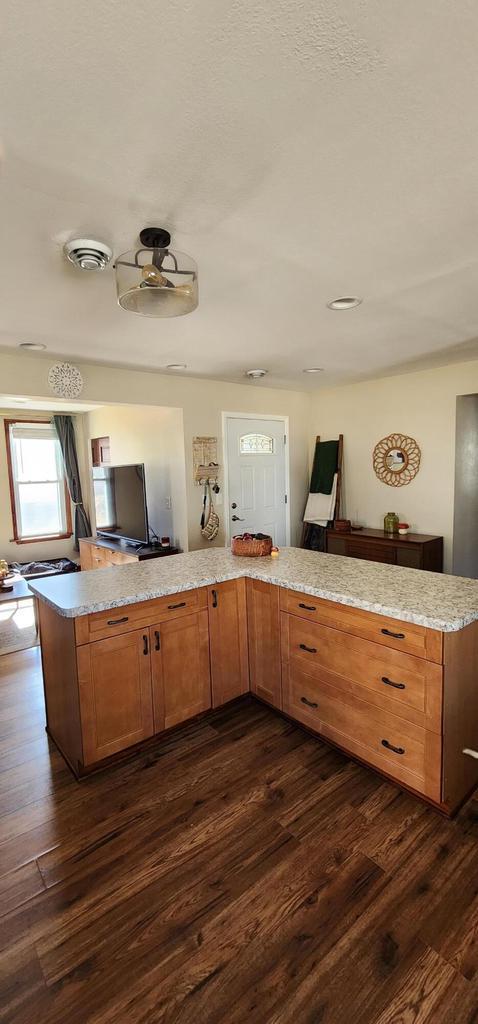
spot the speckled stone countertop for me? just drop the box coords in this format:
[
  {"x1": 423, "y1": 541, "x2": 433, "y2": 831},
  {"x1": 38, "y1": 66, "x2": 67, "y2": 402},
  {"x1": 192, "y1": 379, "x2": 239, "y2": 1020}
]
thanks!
[{"x1": 29, "y1": 546, "x2": 478, "y2": 632}]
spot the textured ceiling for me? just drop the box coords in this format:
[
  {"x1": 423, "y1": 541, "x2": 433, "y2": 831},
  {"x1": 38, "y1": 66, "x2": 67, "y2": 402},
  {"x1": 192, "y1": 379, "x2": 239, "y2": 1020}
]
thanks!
[{"x1": 2, "y1": 1, "x2": 478, "y2": 389}]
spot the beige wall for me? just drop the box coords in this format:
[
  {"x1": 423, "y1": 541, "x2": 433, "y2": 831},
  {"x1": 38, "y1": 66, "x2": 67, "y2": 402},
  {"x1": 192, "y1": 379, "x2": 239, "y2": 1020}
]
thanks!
[
  {"x1": 0, "y1": 352, "x2": 311, "y2": 551},
  {"x1": 311, "y1": 359, "x2": 478, "y2": 572},
  {"x1": 84, "y1": 405, "x2": 188, "y2": 550},
  {"x1": 0, "y1": 408, "x2": 80, "y2": 564}
]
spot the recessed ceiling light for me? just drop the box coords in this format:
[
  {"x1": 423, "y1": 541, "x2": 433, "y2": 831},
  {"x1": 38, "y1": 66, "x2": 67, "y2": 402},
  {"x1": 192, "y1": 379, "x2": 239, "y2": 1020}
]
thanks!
[
  {"x1": 19, "y1": 342, "x2": 47, "y2": 351},
  {"x1": 303, "y1": 367, "x2": 324, "y2": 374},
  {"x1": 327, "y1": 296, "x2": 362, "y2": 310},
  {"x1": 245, "y1": 369, "x2": 268, "y2": 379},
  {"x1": 166, "y1": 363, "x2": 187, "y2": 370}
]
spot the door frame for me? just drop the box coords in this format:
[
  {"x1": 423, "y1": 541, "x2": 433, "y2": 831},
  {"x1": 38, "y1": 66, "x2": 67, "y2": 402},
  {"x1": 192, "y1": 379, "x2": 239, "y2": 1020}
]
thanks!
[{"x1": 221, "y1": 411, "x2": 291, "y2": 547}]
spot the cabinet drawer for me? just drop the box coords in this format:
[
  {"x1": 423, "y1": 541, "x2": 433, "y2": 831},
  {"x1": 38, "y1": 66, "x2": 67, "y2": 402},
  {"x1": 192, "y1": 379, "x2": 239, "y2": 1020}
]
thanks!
[
  {"x1": 108, "y1": 550, "x2": 137, "y2": 566},
  {"x1": 281, "y1": 613, "x2": 442, "y2": 732},
  {"x1": 89, "y1": 545, "x2": 112, "y2": 569},
  {"x1": 282, "y1": 660, "x2": 441, "y2": 801},
  {"x1": 280, "y1": 589, "x2": 442, "y2": 663},
  {"x1": 345, "y1": 541, "x2": 396, "y2": 564},
  {"x1": 76, "y1": 588, "x2": 206, "y2": 644}
]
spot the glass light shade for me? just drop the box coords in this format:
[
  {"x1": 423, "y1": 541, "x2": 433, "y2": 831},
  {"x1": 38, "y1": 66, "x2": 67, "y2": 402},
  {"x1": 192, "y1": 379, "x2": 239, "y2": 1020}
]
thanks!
[{"x1": 116, "y1": 248, "x2": 198, "y2": 317}]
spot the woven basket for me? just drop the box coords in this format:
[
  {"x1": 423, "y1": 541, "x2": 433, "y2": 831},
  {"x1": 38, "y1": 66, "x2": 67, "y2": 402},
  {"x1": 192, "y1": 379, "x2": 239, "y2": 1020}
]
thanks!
[{"x1": 231, "y1": 535, "x2": 273, "y2": 557}]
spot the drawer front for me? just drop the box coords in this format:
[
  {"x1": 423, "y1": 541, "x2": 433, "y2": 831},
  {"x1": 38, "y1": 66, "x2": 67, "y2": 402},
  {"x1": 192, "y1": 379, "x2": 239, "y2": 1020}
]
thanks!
[
  {"x1": 345, "y1": 541, "x2": 396, "y2": 564},
  {"x1": 90, "y1": 545, "x2": 112, "y2": 569},
  {"x1": 282, "y1": 659, "x2": 441, "y2": 801},
  {"x1": 108, "y1": 550, "x2": 138, "y2": 566},
  {"x1": 77, "y1": 588, "x2": 206, "y2": 644},
  {"x1": 280, "y1": 589, "x2": 442, "y2": 664},
  {"x1": 281, "y1": 613, "x2": 442, "y2": 732}
]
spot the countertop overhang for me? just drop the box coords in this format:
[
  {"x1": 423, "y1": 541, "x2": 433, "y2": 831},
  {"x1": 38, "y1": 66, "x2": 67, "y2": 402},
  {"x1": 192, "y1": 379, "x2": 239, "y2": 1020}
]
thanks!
[{"x1": 28, "y1": 548, "x2": 478, "y2": 633}]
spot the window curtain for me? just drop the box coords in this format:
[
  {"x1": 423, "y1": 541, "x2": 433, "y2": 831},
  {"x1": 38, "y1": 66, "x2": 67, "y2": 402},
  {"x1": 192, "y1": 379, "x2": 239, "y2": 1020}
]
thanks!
[{"x1": 53, "y1": 415, "x2": 91, "y2": 550}]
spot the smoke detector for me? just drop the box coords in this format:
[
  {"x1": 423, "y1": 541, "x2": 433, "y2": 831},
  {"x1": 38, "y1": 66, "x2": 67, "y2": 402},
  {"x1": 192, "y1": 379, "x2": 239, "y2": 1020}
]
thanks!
[
  {"x1": 245, "y1": 368, "x2": 268, "y2": 379},
  {"x1": 63, "y1": 238, "x2": 113, "y2": 271}
]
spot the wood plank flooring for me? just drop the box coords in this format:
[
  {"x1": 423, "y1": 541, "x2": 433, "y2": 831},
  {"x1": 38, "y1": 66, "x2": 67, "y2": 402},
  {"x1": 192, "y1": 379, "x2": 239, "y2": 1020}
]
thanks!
[{"x1": 1, "y1": 648, "x2": 478, "y2": 1023}]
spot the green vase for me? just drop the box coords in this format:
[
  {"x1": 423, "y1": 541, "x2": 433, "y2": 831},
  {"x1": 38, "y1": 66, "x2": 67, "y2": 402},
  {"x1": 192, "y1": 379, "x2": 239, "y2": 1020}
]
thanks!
[{"x1": 384, "y1": 512, "x2": 399, "y2": 534}]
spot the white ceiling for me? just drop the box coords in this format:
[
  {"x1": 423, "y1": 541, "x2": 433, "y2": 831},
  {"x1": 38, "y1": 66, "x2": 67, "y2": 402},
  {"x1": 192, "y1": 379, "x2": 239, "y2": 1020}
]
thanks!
[{"x1": 2, "y1": 1, "x2": 478, "y2": 390}]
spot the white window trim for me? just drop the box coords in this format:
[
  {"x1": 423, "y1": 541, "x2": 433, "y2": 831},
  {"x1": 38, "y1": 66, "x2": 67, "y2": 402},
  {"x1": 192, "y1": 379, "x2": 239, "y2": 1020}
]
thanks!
[{"x1": 7, "y1": 421, "x2": 70, "y2": 542}]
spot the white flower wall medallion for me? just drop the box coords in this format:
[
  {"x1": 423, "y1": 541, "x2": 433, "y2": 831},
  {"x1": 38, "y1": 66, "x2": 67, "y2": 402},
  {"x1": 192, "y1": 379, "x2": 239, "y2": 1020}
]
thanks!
[{"x1": 48, "y1": 362, "x2": 84, "y2": 398}]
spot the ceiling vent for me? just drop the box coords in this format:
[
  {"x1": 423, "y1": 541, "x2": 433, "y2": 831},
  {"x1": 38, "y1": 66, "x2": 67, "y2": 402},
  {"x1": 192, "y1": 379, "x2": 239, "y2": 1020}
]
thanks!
[{"x1": 63, "y1": 238, "x2": 113, "y2": 271}]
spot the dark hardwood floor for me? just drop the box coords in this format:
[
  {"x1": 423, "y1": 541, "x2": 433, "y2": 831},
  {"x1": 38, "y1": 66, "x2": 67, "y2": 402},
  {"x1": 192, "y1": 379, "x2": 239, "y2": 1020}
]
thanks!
[{"x1": 1, "y1": 649, "x2": 478, "y2": 1023}]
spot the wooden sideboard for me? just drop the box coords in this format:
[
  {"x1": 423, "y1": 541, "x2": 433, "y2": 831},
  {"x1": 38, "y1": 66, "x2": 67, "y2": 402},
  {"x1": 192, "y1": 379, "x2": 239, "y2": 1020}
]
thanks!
[
  {"x1": 37, "y1": 575, "x2": 478, "y2": 814},
  {"x1": 79, "y1": 536, "x2": 178, "y2": 570},
  {"x1": 326, "y1": 528, "x2": 443, "y2": 572}
]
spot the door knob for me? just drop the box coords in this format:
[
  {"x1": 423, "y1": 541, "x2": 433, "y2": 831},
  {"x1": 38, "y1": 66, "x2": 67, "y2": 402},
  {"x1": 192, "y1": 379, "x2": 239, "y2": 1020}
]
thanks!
[
  {"x1": 231, "y1": 502, "x2": 237, "y2": 509},
  {"x1": 231, "y1": 515, "x2": 244, "y2": 521}
]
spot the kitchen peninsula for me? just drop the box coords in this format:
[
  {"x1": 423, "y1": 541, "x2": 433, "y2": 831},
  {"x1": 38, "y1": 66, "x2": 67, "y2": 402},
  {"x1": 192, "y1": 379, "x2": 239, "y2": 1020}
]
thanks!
[{"x1": 30, "y1": 548, "x2": 478, "y2": 815}]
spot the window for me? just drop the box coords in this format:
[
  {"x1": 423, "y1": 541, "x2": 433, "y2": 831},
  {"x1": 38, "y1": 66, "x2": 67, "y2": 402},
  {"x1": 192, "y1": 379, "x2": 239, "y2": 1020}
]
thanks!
[
  {"x1": 5, "y1": 420, "x2": 72, "y2": 542},
  {"x1": 239, "y1": 432, "x2": 274, "y2": 455}
]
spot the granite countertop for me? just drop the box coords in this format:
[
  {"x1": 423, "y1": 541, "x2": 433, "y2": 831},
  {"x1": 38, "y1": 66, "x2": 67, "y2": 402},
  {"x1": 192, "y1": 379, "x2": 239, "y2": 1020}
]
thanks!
[{"x1": 28, "y1": 547, "x2": 478, "y2": 632}]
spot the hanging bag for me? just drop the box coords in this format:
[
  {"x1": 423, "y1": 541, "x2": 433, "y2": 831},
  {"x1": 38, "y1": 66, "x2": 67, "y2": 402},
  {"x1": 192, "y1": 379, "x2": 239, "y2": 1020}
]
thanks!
[{"x1": 201, "y1": 483, "x2": 220, "y2": 541}]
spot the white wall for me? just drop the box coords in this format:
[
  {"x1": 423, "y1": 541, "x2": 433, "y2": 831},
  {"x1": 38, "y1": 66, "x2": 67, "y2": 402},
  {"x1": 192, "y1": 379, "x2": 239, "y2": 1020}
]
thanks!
[
  {"x1": 0, "y1": 352, "x2": 310, "y2": 550},
  {"x1": 311, "y1": 359, "x2": 478, "y2": 572},
  {"x1": 84, "y1": 404, "x2": 188, "y2": 551},
  {"x1": 0, "y1": 408, "x2": 80, "y2": 564}
]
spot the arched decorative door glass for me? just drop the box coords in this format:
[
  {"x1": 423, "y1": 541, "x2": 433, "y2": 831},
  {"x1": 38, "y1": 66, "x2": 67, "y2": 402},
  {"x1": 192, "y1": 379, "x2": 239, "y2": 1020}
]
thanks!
[{"x1": 239, "y1": 433, "x2": 274, "y2": 455}]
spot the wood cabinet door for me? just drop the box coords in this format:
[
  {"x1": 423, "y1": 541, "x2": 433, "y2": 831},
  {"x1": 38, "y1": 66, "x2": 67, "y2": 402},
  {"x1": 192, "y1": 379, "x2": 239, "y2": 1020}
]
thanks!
[
  {"x1": 208, "y1": 579, "x2": 249, "y2": 707},
  {"x1": 77, "y1": 629, "x2": 154, "y2": 765},
  {"x1": 246, "y1": 579, "x2": 281, "y2": 708},
  {"x1": 79, "y1": 540, "x2": 93, "y2": 571},
  {"x1": 150, "y1": 611, "x2": 211, "y2": 731}
]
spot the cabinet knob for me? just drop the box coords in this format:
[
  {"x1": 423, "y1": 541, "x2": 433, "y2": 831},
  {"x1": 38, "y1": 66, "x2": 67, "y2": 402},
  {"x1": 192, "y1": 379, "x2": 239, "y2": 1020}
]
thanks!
[
  {"x1": 381, "y1": 628, "x2": 405, "y2": 640},
  {"x1": 381, "y1": 738, "x2": 405, "y2": 755},
  {"x1": 300, "y1": 696, "x2": 318, "y2": 709},
  {"x1": 143, "y1": 634, "x2": 149, "y2": 655},
  {"x1": 299, "y1": 643, "x2": 317, "y2": 654},
  {"x1": 381, "y1": 676, "x2": 406, "y2": 690},
  {"x1": 154, "y1": 630, "x2": 161, "y2": 651},
  {"x1": 211, "y1": 589, "x2": 218, "y2": 608}
]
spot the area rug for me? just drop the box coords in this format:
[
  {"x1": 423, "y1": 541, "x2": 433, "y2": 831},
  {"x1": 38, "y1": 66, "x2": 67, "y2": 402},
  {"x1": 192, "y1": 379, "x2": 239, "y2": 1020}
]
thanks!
[{"x1": 0, "y1": 598, "x2": 39, "y2": 655}]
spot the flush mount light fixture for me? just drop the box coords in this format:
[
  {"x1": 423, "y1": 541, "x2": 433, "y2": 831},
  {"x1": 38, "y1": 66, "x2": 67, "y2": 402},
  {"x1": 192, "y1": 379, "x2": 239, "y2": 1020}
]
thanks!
[
  {"x1": 116, "y1": 228, "x2": 198, "y2": 318},
  {"x1": 245, "y1": 368, "x2": 268, "y2": 379},
  {"x1": 64, "y1": 238, "x2": 113, "y2": 271},
  {"x1": 166, "y1": 363, "x2": 187, "y2": 371},
  {"x1": 327, "y1": 296, "x2": 362, "y2": 310},
  {"x1": 19, "y1": 342, "x2": 47, "y2": 351},
  {"x1": 303, "y1": 367, "x2": 324, "y2": 373}
]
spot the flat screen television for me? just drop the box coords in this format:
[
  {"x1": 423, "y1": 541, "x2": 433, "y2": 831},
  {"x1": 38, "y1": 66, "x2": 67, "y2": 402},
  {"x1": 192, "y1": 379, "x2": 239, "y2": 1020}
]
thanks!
[{"x1": 93, "y1": 464, "x2": 149, "y2": 546}]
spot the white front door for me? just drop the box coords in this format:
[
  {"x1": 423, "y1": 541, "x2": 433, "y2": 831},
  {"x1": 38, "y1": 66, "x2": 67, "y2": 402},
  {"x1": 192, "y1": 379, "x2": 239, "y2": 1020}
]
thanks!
[{"x1": 225, "y1": 416, "x2": 288, "y2": 545}]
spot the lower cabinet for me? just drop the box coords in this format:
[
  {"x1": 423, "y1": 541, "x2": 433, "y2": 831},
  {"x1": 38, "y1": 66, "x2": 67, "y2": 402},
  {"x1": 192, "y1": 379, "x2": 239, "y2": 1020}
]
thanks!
[
  {"x1": 208, "y1": 579, "x2": 249, "y2": 706},
  {"x1": 246, "y1": 578, "x2": 281, "y2": 708},
  {"x1": 151, "y1": 611, "x2": 211, "y2": 730},
  {"x1": 77, "y1": 629, "x2": 154, "y2": 765}
]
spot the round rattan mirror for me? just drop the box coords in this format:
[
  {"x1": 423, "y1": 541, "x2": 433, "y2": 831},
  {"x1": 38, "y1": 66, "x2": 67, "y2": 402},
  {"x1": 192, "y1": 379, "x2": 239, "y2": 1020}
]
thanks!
[{"x1": 373, "y1": 433, "x2": 421, "y2": 487}]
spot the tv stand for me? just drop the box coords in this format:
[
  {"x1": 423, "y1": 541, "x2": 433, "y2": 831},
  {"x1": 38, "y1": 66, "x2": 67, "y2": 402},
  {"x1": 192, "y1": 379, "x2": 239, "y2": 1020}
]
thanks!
[{"x1": 79, "y1": 536, "x2": 179, "y2": 571}]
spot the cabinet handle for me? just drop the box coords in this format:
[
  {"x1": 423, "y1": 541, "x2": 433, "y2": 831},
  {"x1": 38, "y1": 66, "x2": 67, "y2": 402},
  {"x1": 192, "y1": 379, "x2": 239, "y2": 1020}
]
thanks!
[
  {"x1": 107, "y1": 616, "x2": 129, "y2": 626},
  {"x1": 211, "y1": 589, "x2": 218, "y2": 608},
  {"x1": 299, "y1": 643, "x2": 317, "y2": 654},
  {"x1": 382, "y1": 676, "x2": 406, "y2": 690},
  {"x1": 299, "y1": 602, "x2": 316, "y2": 611},
  {"x1": 154, "y1": 630, "x2": 161, "y2": 651},
  {"x1": 381, "y1": 628, "x2": 405, "y2": 640},
  {"x1": 301, "y1": 696, "x2": 318, "y2": 709},
  {"x1": 168, "y1": 601, "x2": 186, "y2": 610},
  {"x1": 381, "y1": 738, "x2": 405, "y2": 755},
  {"x1": 143, "y1": 634, "x2": 149, "y2": 655}
]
